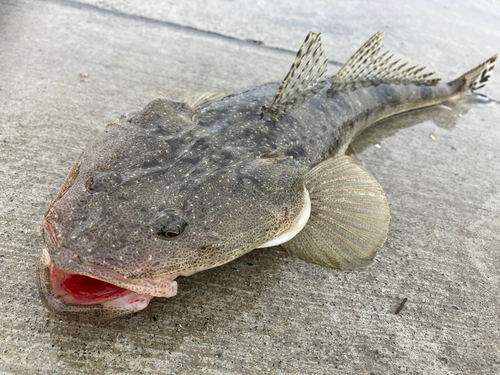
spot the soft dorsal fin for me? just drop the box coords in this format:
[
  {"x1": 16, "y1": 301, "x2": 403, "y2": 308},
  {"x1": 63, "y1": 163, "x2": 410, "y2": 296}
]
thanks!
[
  {"x1": 263, "y1": 32, "x2": 328, "y2": 117},
  {"x1": 332, "y1": 31, "x2": 441, "y2": 85}
]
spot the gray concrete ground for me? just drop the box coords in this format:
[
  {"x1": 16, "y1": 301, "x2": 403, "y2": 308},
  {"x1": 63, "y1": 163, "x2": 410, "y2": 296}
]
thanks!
[{"x1": 1, "y1": 0, "x2": 499, "y2": 373}]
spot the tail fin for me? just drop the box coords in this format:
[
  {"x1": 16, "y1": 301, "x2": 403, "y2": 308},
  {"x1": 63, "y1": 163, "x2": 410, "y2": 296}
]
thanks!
[{"x1": 449, "y1": 54, "x2": 498, "y2": 92}]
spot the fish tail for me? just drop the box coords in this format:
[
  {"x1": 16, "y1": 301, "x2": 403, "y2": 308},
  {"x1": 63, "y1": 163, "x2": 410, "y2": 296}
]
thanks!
[{"x1": 448, "y1": 54, "x2": 497, "y2": 93}]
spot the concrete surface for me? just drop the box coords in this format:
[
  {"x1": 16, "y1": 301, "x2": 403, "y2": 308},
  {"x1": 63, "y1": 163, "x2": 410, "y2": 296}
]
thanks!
[{"x1": 1, "y1": 0, "x2": 499, "y2": 373}]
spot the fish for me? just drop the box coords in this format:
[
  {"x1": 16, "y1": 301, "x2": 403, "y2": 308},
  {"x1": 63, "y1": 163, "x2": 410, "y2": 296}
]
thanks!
[{"x1": 37, "y1": 31, "x2": 497, "y2": 320}]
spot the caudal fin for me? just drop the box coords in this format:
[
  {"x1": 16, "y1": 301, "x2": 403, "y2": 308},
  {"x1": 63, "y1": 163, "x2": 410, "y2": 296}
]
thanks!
[{"x1": 449, "y1": 54, "x2": 498, "y2": 92}]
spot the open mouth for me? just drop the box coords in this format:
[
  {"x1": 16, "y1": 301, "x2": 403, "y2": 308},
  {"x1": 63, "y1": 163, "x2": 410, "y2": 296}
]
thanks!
[
  {"x1": 37, "y1": 219, "x2": 180, "y2": 320},
  {"x1": 49, "y1": 258, "x2": 132, "y2": 305},
  {"x1": 37, "y1": 248, "x2": 157, "y2": 319},
  {"x1": 43, "y1": 247, "x2": 154, "y2": 307}
]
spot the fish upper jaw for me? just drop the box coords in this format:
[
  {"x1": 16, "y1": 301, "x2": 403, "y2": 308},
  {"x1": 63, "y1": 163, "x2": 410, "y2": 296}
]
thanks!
[{"x1": 37, "y1": 219, "x2": 185, "y2": 320}]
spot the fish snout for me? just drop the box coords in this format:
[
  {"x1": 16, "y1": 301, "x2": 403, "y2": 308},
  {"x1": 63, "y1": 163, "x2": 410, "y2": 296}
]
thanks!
[{"x1": 37, "y1": 219, "x2": 177, "y2": 320}]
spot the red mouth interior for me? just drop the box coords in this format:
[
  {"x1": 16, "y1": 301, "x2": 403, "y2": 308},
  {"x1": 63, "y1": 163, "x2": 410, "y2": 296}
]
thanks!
[{"x1": 49, "y1": 263, "x2": 130, "y2": 305}]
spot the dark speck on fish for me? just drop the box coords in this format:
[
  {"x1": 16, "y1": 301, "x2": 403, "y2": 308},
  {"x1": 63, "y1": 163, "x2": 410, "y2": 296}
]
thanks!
[{"x1": 37, "y1": 31, "x2": 497, "y2": 320}]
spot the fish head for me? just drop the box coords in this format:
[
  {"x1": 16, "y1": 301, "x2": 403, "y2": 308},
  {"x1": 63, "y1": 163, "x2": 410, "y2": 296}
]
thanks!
[{"x1": 38, "y1": 99, "x2": 309, "y2": 320}]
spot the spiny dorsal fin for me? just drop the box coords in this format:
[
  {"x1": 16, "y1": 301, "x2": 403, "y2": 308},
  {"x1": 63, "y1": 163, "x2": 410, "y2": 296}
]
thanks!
[
  {"x1": 333, "y1": 31, "x2": 440, "y2": 85},
  {"x1": 263, "y1": 32, "x2": 328, "y2": 117},
  {"x1": 181, "y1": 92, "x2": 225, "y2": 110}
]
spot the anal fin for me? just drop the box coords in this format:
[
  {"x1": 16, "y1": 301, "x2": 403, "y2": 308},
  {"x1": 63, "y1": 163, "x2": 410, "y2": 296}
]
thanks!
[{"x1": 283, "y1": 156, "x2": 390, "y2": 269}]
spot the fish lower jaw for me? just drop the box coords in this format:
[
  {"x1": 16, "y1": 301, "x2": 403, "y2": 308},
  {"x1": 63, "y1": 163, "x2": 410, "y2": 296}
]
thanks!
[{"x1": 102, "y1": 292, "x2": 153, "y2": 310}]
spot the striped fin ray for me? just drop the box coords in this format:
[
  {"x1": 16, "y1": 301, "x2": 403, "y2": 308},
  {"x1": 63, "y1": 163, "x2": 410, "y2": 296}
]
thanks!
[
  {"x1": 283, "y1": 156, "x2": 390, "y2": 269},
  {"x1": 449, "y1": 54, "x2": 497, "y2": 91},
  {"x1": 333, "y1": 31, "x2": 441, "y2": 86},
  {"x1": 264, "y1": 32, "x2": 328, "y2": 117},
  {"x1": 181, "y1": 92, "x2": 226, "y2": 110}
]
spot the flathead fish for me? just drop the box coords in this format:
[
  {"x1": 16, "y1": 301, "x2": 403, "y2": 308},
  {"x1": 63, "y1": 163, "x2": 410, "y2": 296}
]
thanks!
[{"x1": 38, "y1": 31, "x2": 497, "y2": 320}]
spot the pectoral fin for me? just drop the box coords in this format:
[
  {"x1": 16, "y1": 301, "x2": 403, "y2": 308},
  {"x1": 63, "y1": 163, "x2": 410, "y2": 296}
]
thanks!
[{"x1": 283, "y1": 156, "x2": 390, "y2": 269}]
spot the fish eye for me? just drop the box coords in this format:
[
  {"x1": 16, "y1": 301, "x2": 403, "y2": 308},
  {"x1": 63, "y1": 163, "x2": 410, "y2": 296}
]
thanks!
[
  {"x1": 154, "y1": 210, "x2": 188, "y2": 240},
  {"x1": 157, "y1": 220, "x2": 187, "y2": 238}
]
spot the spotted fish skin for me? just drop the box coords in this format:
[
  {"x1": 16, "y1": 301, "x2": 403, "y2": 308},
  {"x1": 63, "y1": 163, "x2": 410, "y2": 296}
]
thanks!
[{"x1": 37, "y1": 31, "x2": 497, "y2": 320}]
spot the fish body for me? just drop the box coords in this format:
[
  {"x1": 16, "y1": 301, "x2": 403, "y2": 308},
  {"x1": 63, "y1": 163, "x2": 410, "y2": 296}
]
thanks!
[{"x1": 37, "y1": 32, "x2": 497, "y2": 320}]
